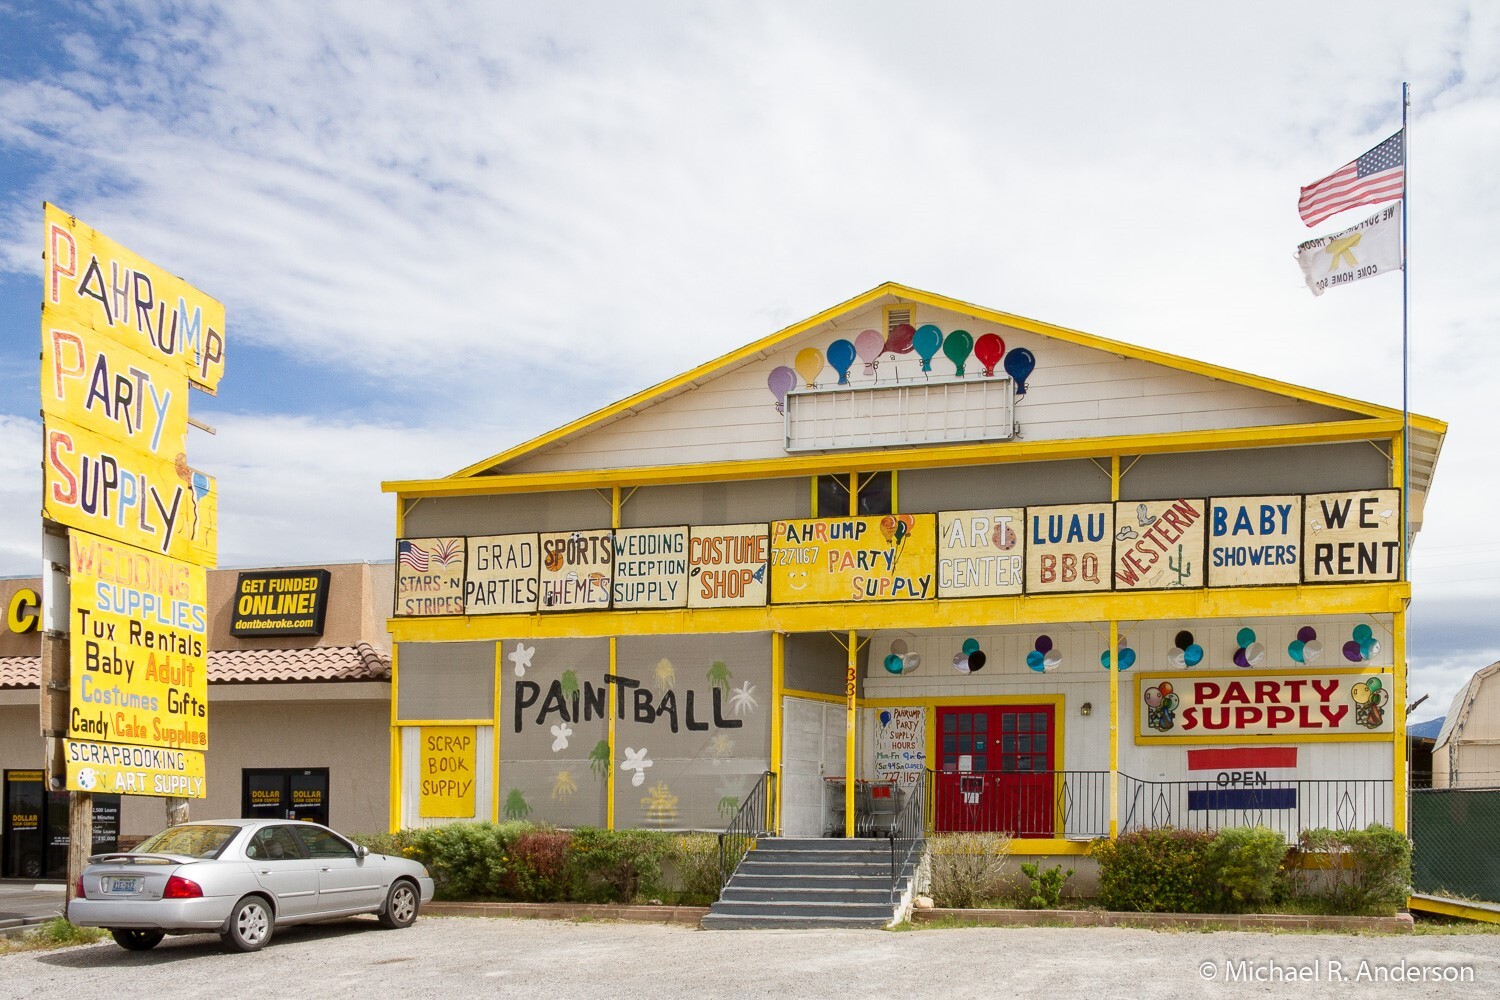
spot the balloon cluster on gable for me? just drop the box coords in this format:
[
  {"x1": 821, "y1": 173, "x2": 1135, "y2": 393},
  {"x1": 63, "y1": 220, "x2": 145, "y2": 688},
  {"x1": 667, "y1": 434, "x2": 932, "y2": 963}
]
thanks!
[
  {"x1": 767, "y1": 324, "x2": 1039, "y2": 412},
  {"x1": 1343, "y1": 623, "x2": 1380, "y2": 663}
]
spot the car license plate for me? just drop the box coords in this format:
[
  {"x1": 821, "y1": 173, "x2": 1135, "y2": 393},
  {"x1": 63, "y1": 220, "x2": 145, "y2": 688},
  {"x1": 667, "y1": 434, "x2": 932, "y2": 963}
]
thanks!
[{"x1": 104, "y1": 876, "x2": 142, "y2": 894}]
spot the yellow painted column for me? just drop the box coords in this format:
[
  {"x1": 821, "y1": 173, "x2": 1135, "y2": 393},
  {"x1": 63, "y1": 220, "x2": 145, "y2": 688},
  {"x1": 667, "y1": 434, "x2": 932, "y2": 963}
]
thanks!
[
  {"x1": 1108, "y1": 455, "x2": 1121, "y2": 838},
  {"x1": 1392, "y1": 610, "x2": 1408, "y2": 833},
  {"x1": 492, "y1": 642, "x2": 503, "y2": 823},
  {"x1": 607, "y1": 635, "x2": 618, "y2": 830},
  {"x1": 845, "y1": 629, "x2": 858, "y2": 838},
  {"x1": 771, "y1": 631, "x2": 785, "y2": 835},
  {"x1": 390, "y1": 502, "x2": 406, "y2": 833}
]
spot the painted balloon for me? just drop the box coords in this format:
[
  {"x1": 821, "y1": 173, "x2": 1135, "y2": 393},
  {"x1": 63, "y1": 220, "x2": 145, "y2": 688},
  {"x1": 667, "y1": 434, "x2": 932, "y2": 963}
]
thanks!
[
  {"x1": 913, "y1": 324, "x2": 943, "y2": 372},
  {"x1": 1353, "y1": 624, "x2": 1373, "y2": 643},
  {"x1": 1003, "y1": 347, "x2": 1036, "y2": 394},
  {"x1": 1168, "y1": 648, "x2": 1186, "y2": 668},
  {"x1": 1042, "y1": 650, "x2": 1062, "y2": 670},
  {"x1": 1343, "y1": 640, "x2": 1363, "y2": 662},
  {"x1": 886, "y1": 323, "x2": 916, "y2": 355},
  {"x1": 767, "y1": 366, "x2": 796, "y2": 412},
  {"x1": 962, "y1": 638, "x2": 981, "y2": 656},
  {"x1": 880, "y1": 710, "x2": 892, "y2": 726},
  {"x1": 855, "y1": 329, "x2": 884, "y2": 374},
  {"x1": 1118, "y1": 647, "x2": 1136, "y2": 670},
  {"x1": 1303, "y1": 640, "x2": 1322, "y2": 662},
  {"x1": 1298, "y1": 626, "x2": 1318, "y2": 643},
  {"x1": 794, "y1": 347, "x2": 825, "y2": 387},
  {"x1": 884, "y1": 653, "x2": 904, "y2": 674},
  {"x1": 1144, "y1": 688, "x2": 1163, "y2": 708},
  {"x1": 1158, "y1": 682, "x2": 1173, "y2": 697},
  {"x1": 1245, "y1": 642, "x2": 1265, "y2": 666},
  {"x1": 967, "y1": 650, "x2": 986, "y2": 672},
  {"x1": 974, "y1": 333, "x2": 1005, "y2": 376},
  {"x1": 1027, "y1": 650, "x2": 1045, "y2": 672},
  {"x1": 952, "y1": 653, "x2": 971, "y2": 674},
  {"x1": 943, "y1": 329, "x2": 975, "y2": 376},
  {"x1": 1184, "y1": 645, "x2": 1203, "y2": 667},
  {"x1": 826, "y1": 339, "x2": 857, "y2": 385},
  {"x1": 902, "y1": 652, "x2": 921, "y2": 674},
  {"x1": 890, "y1": 639, "x2": 909, "y2": 656},
  {"x1": 1288, "y1": 640, "x2": 1306, "y2": 663},
  {"x1": 1236, "y1": 627, "x2": 1257, "y2": 648},
  {"x1": 1035, "y1": 635, "x2": 1053, "y2": 654}
]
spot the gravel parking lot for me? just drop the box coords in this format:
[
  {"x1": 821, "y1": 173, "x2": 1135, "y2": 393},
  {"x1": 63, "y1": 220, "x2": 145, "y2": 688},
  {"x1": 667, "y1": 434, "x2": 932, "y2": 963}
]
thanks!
[{"x1": 3, "y1": 915, "x2": 1497, "y2": 999}]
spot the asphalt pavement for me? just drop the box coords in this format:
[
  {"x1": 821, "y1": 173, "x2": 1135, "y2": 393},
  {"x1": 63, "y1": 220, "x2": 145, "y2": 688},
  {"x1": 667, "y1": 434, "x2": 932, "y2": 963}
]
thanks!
[
  {"x1": 0, "y1": 880, "x2": 66, "y2": 934},
  {"x1": 2, "y1": 915, "x2": 1497, "y2": 999}
]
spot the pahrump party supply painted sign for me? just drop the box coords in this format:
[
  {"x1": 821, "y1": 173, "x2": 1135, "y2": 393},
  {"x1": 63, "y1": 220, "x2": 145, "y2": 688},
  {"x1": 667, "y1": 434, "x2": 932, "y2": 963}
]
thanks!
[{"x1": 770, "y1": 515, "x2": 935, "y2": 603}]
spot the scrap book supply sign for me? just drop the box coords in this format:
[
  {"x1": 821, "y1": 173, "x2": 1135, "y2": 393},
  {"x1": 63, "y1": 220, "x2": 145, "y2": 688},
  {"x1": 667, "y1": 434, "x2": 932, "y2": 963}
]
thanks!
[{"x1": 419, "y1": 727, "x2": 476, "y2": 818}]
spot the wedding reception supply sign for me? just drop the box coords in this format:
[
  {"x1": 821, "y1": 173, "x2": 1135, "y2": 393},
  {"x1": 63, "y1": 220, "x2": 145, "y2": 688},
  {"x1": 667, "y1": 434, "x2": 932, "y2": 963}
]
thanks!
[{"x1": 770, "y1": 514, "x2": 936, "y2": 603}]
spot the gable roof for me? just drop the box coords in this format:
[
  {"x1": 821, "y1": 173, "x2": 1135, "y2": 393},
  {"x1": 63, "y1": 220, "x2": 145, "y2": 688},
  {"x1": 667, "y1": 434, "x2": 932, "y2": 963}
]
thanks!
[{"x1": 388, "y1": 282, "x2": 1445, "y2": 496}]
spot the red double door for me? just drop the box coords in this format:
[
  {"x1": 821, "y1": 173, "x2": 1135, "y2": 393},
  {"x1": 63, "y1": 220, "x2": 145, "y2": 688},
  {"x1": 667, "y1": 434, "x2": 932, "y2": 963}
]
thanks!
[{"x1": 935, "y1": 705, "x2": 1055, "y2": 837}]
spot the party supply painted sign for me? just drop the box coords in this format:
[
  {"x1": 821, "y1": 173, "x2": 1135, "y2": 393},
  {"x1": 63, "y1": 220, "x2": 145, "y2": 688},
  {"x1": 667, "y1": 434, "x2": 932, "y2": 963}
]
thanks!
[
  {"x1": 612, "y1": 526, "x2": 689, "y2": 609},
  {"x1": 419, "y1": 727, "x2": 476, "y2": 818},
  {"x1": 1303, "y1": 490, "x2": 1401, "y2": 583},
  {"x1": 873, "y1": 706, "x2": 927, "y2": 787},
  {"x1": 1113, "y1": 499, "x2": 1206, "y2": 590},
  {"x1": 1025, "y1": 504, "x2": 1113, "y2": 594},
  {"x1": 68, "y1": 531, "x2": 209, "y2": 762},
  {"x1": 770, "y1": 515, "x2": 935, "y2": 603},
  {"x1": 937, "y1": 508, "x2": 1024, "y2": 597},
  {"x1": 1138, "y1": 671, "x2": 1394, "y2": 740},
  {"x1": 539, "y1": 529, "x2": 613, "y2": 610},
  {"x1": 42, "y1": 326, "x2": 188, "y2": 464},
  {"x1": 1208, "y1": 496, "x2": 1302, "y2": 587},
  {"x1": 688, "y1": 524, "x2": 769, "y2": 608},
  {"x1": 44, "y1": 416, "x2": 217, "y2": 566},
  {"x1": 466, "y1": 533, "x2": 540, "y2": 614},
  {"x1": 395, "y1": 537, "x2": 465, "y2": 616}
]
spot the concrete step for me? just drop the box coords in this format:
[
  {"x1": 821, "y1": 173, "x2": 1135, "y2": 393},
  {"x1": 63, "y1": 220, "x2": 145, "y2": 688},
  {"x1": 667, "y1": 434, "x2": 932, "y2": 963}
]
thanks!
[
  {"x1": 748, "y1": 848, "x2": 895, "y2": 864},
  {"x1": 728, "y1": 873, "x2": 909, "y2": 892},
  {"x1": 721, "y1": 886, "x2": 894, "y2": 904},
  {"x1": 707, "y1": 899, "x2": 897, "y2": 919},
  {"x1": 701, "y1": 912, "x2": 890, "y2": 930}
]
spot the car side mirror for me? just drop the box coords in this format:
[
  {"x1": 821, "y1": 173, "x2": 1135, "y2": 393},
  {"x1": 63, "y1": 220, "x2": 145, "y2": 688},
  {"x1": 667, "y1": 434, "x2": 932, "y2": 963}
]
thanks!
[{"x1": 356, "y1": 844, "x2": 370, "y2": 859}]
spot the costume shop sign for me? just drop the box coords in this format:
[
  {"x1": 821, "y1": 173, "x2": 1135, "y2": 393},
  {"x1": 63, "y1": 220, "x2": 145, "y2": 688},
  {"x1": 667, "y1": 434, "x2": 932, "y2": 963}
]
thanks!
[{"x1": 1137, "y1": 672, "x2": 1394, "y2": 739}]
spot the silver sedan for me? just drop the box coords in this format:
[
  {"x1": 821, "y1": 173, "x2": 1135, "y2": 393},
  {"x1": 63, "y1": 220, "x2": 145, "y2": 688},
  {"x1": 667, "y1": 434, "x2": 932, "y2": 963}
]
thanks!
[{"x1": 68, "y1": 818, "x2": 435, "y2": 952}]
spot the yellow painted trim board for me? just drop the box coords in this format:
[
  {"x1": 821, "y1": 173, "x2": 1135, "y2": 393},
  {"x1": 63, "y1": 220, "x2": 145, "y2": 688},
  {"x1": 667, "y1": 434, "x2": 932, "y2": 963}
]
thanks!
[
  {"x1": 389, "y1": 582, "x2": 1410, "y2": 643},
  {"x1": 1006, "y1": 841, "x2": 1096, "y2": 857},
  {"x1": 392, "y1": 719, "x2": 494, "y2": 727},
  {"x1": 607, "y1": 636, "x2": 617, "y2": 831},
  {"x1": 1407, "y1": 895, "x2": 1500, "y2": 925},
  {"x1": 845, "y1": 629, "x2": 857, "y2": 838},
  {"x1": 1393, "y1": 610, "x2": 1408, "y2": 832},
  {"x1": 388, "y1": 726, "x2": 401, "y2": 833},
  {"x1": 432, "y1": 281, "x2": 1445, "y2": 481},
  {"x1": 385, "y1": 418, "x2": 1414, "y2": 496},
  {"x1": 783, "y1": 688, "x2": 844, "y2": 705},
  {"x1": 492, "y1": 643, "x2": 503, "y2": 824}
]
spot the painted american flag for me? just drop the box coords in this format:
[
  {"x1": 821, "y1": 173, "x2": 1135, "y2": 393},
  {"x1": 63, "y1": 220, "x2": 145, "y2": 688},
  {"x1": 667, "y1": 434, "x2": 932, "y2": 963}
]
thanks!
[
  {"x1": 1298, "y1": 131, "x2": 1404, "y2": 227},
  {"x1": 397, "y1": 539, "x2": 430, "y2": 571}
]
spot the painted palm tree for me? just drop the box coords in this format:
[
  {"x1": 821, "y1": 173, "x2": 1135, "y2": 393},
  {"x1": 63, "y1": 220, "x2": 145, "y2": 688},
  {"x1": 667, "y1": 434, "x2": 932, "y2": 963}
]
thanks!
[
  {"x1": 706, "y1": 660, "x2": 732, "y2": 693},
  {"x1": 654, "y1": 658, "x2": 676, "y2": 693},
  {"x1": 728, "y1": 680, "x2": 757, "y2": 715},
  {"x1": 552, "y1": 770, "x2": 578, "y2": 801},
  {"x1": 589, "y1": 740, "x2": 611, "y2": 779},
  {"x1": 640, "y1": 781, "x2": 678, "y2": 824},
  {"x1": 560, "y1": 669, "x2": 579, "y2": 699},
  {"x1": 503, "y1": 789, "x2": 531, "y2": 820}
]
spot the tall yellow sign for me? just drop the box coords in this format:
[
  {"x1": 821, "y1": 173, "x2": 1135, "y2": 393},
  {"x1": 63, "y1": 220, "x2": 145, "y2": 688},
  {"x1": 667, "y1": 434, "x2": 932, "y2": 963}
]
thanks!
[{"x1": 42, "y1": 204, "x2": 223, "y2": 799}]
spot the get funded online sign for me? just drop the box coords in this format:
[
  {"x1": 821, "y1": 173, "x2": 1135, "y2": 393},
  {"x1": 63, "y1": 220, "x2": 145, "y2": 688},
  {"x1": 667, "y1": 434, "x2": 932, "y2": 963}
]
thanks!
[{"x1": 68, "y1": 531, "x2": 209, "y2": 761}]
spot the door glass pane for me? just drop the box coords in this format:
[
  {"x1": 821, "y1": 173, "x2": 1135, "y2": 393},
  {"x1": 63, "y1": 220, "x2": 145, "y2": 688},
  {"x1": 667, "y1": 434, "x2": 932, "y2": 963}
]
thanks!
[
  {"x1": 943, "y1": 756, "x2": 957, "y2": 771},
  {"x1": 1018, "y1": 714, "x2": 1031, "y2": 732},
  {"x1": 1034, "y1": 733, "x2": 1049, "y2": 754},
  {"x1": 957, "y1": 736, "x2": 972, "y2": 753},
  {"x1": 1016, "y1": 755, "x2": 1032, "y2": 771},
  {"x1": 943, "y1": 713, "x2": 957, "y2": 734},
  {"x1": 943, "y1": 735, "x2": 957, "y2": 754},
  {"x1": 957, "y1": 715, "x2": 971, "y2": 734},
  {"x1": 1001, "y1": 715, "x2": 1016, "y2": 733},
  {"x1": 973, "y1": 714, "x2": 988, "y2": 732},
  {"x1": 1001, "y1": 757, "x2": 1015, "y2": 772},
  {"x1": 1034, "y1": 712, "x2": 1049, "y2": 731},
  {"x1": 1001, "y1": 736, "x2": 1016, "y2": 753},
  {"x1": 1018, "y1": 735, "x2": 1031, "y2": 753},
  {"x1": 973, "y1": 756, "x2": 987, "y2": 772},
  {"x1": 1033, "y1": 756, "x2": 1048, "y2": 772}
]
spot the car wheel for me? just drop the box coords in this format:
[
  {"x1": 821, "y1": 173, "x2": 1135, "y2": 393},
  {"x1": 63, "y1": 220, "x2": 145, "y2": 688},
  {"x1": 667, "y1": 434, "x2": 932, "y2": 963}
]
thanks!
[
  {"x1": 221, "y1": 895, "x2": 274, "y2": 952},
  {"x1": 111, "y1": 929, "x2": 165, "y2": 951},
  {"x1": 377, "y1": 879, "x2": 419, "y2": 929}
]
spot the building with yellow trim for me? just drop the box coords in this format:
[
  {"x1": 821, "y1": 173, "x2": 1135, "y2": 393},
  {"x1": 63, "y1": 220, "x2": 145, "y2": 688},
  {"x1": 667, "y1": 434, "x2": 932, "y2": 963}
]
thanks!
[{"x1": 383, "y1": 283, "x2": 1444, "y2": 848}]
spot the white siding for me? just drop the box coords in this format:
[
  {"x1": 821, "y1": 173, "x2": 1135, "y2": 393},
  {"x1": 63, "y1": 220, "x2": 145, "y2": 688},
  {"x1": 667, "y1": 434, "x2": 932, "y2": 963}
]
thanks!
[{"x1": 502, "y1": 302, "x2": 1358, "y2": 474}]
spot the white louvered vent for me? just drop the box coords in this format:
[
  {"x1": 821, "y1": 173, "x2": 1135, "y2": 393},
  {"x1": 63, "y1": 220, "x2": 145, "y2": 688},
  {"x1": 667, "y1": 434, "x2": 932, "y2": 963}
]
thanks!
[{"x1": 784, "y1": 376, "x2": 1016, "y2": 452}]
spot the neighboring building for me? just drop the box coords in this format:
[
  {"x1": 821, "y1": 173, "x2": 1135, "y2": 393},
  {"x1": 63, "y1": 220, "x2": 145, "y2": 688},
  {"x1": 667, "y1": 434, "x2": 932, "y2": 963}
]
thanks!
[
  {"x1": 1407, "y1": 715, "x2": 1444, "y2": 789},
  {"x1": 1433, "y1": 663, "x2": 1500, "y2": 788},
  {"x1": 383, "y1": 282, "x2": 1446, "y2": 852},
  {"x1": 1, "y1": 563, "x2": 392, "y2": 878}
]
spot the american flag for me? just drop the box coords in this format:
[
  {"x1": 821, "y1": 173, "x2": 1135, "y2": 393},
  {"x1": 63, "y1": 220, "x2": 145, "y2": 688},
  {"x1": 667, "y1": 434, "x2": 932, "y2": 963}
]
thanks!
[
  {"x1": 397, "y1": 540, "x2": 429, "y2": 571},
  {"x1": 1298, "y1": 131, "x2": 1404, "y2": 227}
]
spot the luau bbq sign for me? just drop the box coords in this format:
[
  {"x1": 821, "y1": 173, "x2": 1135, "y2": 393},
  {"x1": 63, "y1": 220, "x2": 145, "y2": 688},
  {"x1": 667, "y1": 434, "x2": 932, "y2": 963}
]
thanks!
[{"x1": 394, "y1": 490, "x2": 1400, "y2": 616}]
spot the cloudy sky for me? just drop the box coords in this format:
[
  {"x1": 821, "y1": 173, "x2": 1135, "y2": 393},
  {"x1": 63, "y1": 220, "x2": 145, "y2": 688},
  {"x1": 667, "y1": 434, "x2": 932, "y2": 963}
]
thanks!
[{"x1": 1, "y1": 1, "x2": 1495, "y2": 722}]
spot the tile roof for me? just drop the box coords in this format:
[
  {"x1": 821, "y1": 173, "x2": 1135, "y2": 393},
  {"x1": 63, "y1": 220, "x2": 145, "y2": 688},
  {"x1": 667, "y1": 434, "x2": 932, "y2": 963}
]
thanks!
[{"x1": 0, "y1": 643, "x2": 390, "y2": 690}]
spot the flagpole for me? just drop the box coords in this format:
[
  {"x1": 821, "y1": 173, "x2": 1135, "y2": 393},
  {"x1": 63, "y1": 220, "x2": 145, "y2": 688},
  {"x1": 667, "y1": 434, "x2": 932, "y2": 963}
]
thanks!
[{"x1": 1402, "y1": 81, "x2": 1410, "y2": 581}]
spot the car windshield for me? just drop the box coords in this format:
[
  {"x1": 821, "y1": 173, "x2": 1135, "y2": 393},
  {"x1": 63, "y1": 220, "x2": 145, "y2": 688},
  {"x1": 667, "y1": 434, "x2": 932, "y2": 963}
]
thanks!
[{"x1": 134, "y1": 824, "x2": 239, "y2": 859}]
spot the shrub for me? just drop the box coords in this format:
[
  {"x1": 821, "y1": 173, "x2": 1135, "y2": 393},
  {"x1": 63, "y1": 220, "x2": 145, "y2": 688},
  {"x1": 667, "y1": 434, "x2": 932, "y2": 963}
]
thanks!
[
  {"x1": 503, "y1": 828, "x2": 573, "y2": 901},
  {"x1": 1018, "y1": 862, "x2": 1073, "y2": 909},
  {"x1": 565, "y1": 827, "x2": 671, "y2": 903},
  {"x1": 928, "y1": 832, "x2": 1013, "y2": 908},
  {"x1": 1205, "y1": 826, "x2": 1289, "y2": 912},
  {"x1": 1297, "y1": 824, "x2": 1412, "y2": 913},
  {"x1": 411, "y1": 822, "x2": 512, "y2": 899},
  {"x1": 1092, "y1": 827, "x2": 1215, "y2": 912},
  {"x1": 670, "y1": 833, "x2": 726, "y2": 905}
]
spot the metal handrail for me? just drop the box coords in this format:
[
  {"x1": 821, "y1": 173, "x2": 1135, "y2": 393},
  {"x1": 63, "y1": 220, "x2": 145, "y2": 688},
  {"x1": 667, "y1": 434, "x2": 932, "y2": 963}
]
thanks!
[
  {"x1": 888, "y1": 769, "x2": 929, "y2": 907},
  {"x1": 717, "y1": 770, "x2": 775, "y2": 896},
  {"x1": 1117, "y1": 774, "x2": 1392, "y2": 839}
]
